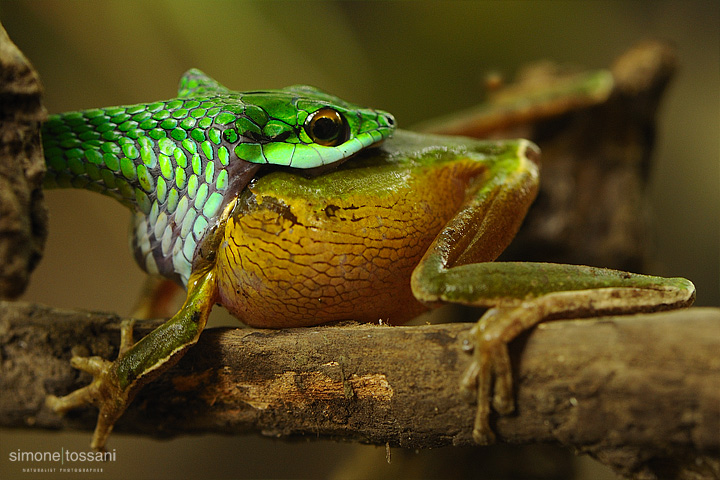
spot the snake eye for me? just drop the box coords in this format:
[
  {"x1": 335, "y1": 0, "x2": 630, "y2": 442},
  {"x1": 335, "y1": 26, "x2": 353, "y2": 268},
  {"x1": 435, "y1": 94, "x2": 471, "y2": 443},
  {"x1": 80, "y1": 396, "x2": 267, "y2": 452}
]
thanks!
[{"x1": 304, "y1": 108, "x2": 348, "y2": 146}]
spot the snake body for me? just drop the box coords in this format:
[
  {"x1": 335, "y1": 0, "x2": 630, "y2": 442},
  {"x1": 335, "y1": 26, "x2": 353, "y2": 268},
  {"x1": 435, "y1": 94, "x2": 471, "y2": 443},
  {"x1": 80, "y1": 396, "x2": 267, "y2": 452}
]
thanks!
[{"x1": 42, "y1": 69, "x2": 395, "y2": 285}]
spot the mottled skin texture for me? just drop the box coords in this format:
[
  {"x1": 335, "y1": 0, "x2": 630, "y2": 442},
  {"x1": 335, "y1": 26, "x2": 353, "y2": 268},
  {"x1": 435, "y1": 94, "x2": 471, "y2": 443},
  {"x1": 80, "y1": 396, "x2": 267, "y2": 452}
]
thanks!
[
  {"x1": 218, "y1": 151, "x2": 486, "y2": 326},
  {"x1": 42, "y1": 73, "x2": 695, "y2": 451}
]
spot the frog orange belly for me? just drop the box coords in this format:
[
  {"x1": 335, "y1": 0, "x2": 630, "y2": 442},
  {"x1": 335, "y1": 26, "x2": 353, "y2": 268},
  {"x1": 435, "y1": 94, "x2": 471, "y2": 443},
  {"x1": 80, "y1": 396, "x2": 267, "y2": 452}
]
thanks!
[{"x1": 216, "y1": 156, "x2": 488, "y2": 327}]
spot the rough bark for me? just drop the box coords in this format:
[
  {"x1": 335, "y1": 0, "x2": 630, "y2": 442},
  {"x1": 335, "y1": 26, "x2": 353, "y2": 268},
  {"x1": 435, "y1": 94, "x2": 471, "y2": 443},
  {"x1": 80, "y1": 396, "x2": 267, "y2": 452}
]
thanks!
[
  {"x1": 1, "y1": 27, "x2": 714, "y2": 479},
  {"x1": 0, "y1": 23, "x2": 47, "y2": 299},
  {"x1": 0, "y1": 301, "x2": 718, "y2": 479}
]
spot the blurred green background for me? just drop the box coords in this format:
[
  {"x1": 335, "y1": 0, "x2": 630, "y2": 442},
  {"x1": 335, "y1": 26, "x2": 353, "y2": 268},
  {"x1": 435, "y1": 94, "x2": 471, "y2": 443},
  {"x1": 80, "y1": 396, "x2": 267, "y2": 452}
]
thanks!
[{"x1": 1, "y1": 1, "x2": 718, "y2": 479}]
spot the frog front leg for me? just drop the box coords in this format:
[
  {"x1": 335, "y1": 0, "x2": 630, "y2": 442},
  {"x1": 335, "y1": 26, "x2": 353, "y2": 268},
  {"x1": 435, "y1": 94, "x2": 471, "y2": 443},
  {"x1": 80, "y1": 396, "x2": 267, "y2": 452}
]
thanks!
[
  {"x1": 46, "y1": 267, "x2": 218, "y2": 450},
  {"x1": 410, "y1": 142, "x2": 696, "y2": 444}
]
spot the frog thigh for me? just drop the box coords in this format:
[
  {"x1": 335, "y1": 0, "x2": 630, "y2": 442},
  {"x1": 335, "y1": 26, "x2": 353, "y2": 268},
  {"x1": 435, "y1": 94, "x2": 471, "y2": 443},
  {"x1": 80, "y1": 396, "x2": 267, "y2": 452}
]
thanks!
[{"x1": 411, "y1": 140, "x2": 540, "y2": 307}]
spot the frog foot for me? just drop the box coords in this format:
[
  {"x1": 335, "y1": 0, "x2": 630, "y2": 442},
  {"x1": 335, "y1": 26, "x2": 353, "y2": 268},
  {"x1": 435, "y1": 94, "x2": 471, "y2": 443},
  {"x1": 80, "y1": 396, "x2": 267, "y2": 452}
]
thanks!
[
  {"x1": 46, "y1": 319, "x2": 137, "y2": 451},
  {"x1": 460, "y1": 307, "x2": 519, "y2": 445}
]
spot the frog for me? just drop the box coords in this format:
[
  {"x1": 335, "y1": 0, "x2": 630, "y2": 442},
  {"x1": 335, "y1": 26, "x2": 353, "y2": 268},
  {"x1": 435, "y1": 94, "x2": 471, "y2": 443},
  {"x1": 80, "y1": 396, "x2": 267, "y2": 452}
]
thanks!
[{"x1": 43, "y1": 70, "x2": 695, "y2": 450}]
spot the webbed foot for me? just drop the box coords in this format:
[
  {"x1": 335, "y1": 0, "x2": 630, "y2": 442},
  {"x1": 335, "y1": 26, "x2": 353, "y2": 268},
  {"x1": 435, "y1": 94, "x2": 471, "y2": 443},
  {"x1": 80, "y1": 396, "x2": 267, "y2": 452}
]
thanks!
[
  {"x1": 460, "y1": 307, "x2": 521, "y2": 445},
  {"x1": 46, "y1": 319, "x2": 137, "y2": 451},
  {"x1": 47, "y1": 268, "x2": 219, "y2": 450}
]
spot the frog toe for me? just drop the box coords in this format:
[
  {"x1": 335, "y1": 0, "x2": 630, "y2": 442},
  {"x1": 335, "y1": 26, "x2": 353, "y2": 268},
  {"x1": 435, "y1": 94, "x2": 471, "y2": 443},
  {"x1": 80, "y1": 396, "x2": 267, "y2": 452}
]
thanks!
[
  {"x1": 462, "y1": 308, "x2": 521, "y2": 444},
  {"x1": 45, "y1": 388, "x2": 89, "y2": 414},
  {"x1": 119, "y1": 318, "x2": 137, "y2": 355},
  {"x1": 46, "y1": 355, "x2": 115, "y2": 414},
  {"x1": 461, "y1": 335, "x2": 497, "y2": 444},
  {"x1": 70, "y1": 355, "x2": 113, "y2": 376},
  {"x1": 47, "y1": 353, "x2": 127, "y2": 450},
  {"x1": 490, "y1": 345, "x2": 515, "y2": 415},
  {"x1": 472, "y1": 420, "x2": 496, "y2": 445}
]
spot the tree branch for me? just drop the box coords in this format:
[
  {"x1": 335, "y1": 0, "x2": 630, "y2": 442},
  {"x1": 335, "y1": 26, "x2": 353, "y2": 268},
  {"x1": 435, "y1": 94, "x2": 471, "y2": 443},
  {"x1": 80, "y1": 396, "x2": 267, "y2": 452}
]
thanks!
[
  {"x1": 1, "y1": 301, "x2": 718, "y2": 478},
  {"x1": 1, "y1": 25, "x2": 715, "y2": 478}
]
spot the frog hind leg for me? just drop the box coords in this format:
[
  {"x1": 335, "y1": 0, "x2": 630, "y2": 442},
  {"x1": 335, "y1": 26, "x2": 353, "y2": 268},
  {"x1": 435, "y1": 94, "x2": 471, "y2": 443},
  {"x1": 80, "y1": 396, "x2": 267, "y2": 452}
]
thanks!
[
  {"x1": 131, "y1": 276, "x2": 184, "y2": 320},
  {"x1": 415, "y1": 259, "x2": 695, "y2": 446},
  {"x1": 448, "y1": 265, "x2": 695, "y2": 444},
  {"x1": 46, "y1": 268, "x2": 218, "y2": 451},
  {"x1": 410, "y1": 142, "x2": 695, "y2": 444}
]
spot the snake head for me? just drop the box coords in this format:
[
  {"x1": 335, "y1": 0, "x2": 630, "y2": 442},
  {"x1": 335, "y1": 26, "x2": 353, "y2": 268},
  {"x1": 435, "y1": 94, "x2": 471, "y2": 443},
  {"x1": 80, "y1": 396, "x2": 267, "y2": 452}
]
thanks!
[{"x1": 229, "y1": 85, "x2": 395, "y2": 169}]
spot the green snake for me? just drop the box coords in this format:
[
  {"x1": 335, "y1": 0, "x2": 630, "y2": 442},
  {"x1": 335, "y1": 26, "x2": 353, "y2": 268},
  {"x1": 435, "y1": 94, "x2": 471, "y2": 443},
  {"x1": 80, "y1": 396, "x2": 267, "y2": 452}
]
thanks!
[{"x1": 42, "y1": 69, "x2": 395, "y2": 286}]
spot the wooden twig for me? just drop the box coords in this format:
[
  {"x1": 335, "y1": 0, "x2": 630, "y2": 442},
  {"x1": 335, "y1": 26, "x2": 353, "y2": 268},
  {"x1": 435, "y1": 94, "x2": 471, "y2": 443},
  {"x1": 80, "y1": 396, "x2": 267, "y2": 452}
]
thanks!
[
  {"x1": 418, "y1": 40, "x2": 679, "y2": 273},
  {"x1": 1, "y1": 24, "x2": 714, "y2": 478},
  {"x1": 1, "y1": 301, "x2": 718, "y2": 478}
]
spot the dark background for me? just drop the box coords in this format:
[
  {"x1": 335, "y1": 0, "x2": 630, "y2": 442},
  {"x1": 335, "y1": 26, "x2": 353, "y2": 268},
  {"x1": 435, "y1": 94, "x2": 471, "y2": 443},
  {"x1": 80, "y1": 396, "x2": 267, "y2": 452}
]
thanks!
[{"x1": 1, "y1": 1, "x2": 718, "y2": 478}]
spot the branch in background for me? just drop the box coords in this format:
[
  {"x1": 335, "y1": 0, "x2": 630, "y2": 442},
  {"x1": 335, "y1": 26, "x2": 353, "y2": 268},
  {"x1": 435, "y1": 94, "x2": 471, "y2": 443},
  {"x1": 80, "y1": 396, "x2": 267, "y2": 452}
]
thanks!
[
  {"x1": 419, "y1": 41, "x2": 678, "y2": 273},
  {"x1": 1, "y1": 22, "x2": 715, "y2": 480},
  {"x1": 1, "y1": 301, "x2": 718, "y2": 479}
]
